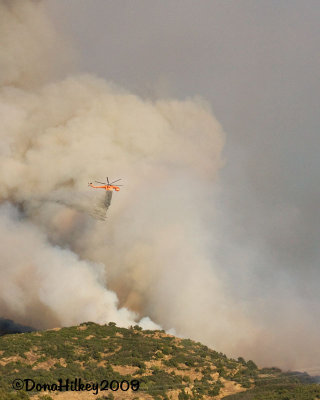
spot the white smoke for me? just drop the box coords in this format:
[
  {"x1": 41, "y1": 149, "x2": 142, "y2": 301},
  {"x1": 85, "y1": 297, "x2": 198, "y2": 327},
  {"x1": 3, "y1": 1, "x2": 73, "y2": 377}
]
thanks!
[
  {"x1": 1, "y1": 0, "x2": 243, "y2": 340},
  {"x1": 3, "y1": 0, "x2": 318, "y2": 373},
  {"x1": 0, "y1": 203, "x2": 139, "y2": 329}
]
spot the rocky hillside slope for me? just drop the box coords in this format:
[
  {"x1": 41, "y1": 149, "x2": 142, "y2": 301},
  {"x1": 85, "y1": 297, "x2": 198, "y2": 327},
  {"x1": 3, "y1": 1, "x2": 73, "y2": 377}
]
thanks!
[{"x1": 0, "y1": 322, "x2": 319, "y2": 400}]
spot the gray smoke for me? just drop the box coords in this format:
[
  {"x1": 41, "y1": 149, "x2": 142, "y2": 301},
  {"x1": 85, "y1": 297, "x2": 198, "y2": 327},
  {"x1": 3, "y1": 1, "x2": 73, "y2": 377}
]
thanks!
[
  {"x1": 0, "y1": 317, "x2": 34, "y2": 336},
  {"x1": 1, "y1": 0, "x2": 319, "y2": 374},
  {"x1": 0, "y1": 0, "x2": 232, "y2": 337}
]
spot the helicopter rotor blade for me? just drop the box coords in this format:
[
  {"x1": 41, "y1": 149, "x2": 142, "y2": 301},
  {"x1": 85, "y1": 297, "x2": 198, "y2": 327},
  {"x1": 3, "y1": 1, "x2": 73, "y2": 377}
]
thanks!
[
  {"x1": 95, "y1": 181, "x2": 106, "y2": 184},
  {"x1": 109, "y1": 179, "x2": 122, "y2": 185}
]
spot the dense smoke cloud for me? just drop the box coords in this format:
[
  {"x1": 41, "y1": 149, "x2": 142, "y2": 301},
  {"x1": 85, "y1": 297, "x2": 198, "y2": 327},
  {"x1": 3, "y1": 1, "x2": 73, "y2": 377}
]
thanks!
[
  {"x1": 1, "y1": 0, "x2": 319, "y2": 373},
  {"x1": 0, "y1": 0, "x2": 244, "y2": 342},
  {"x1": 0, "y1": 317, "x2": 34, "y2": 336}
]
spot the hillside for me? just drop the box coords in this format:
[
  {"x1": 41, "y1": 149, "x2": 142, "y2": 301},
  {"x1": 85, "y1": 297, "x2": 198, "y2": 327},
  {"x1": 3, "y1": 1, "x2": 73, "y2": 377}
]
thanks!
[{"x1": 0, "y1": 322, "x2": 319, "y2": 400}]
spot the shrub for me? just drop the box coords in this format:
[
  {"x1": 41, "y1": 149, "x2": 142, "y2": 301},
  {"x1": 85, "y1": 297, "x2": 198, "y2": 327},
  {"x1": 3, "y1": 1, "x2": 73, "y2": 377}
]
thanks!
[
  {"x1": 178, "y1": 389, "x2": 190, "y2": 400},
  {"x1": 246, "y1": 360, "x2": 258, "y2": 370}
]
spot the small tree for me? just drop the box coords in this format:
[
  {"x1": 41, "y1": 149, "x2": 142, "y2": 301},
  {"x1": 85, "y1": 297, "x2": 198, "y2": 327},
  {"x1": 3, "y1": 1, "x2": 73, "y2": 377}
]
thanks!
[
  {"x1": 246, "y1": 359, "x2": 258, "y2": 370},
  {"x1": 133, "y1": 325, "x2": 142, "y2": 331},
  {"x1": 238, "y1": 356, "x2": 246, "y2": 365}
]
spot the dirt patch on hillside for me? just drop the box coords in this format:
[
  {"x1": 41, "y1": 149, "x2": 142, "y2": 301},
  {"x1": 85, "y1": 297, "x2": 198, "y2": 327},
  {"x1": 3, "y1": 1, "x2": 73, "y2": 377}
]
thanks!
[
  {"x1": 33, "y1": 357, "x2": 67, "y2": 370},
  {"x1": 217, "y1": 378, "x2": 246, "y2": 399},
  {"x1": 85, "y1": 335, "x2": 95, "y2": 340},
  {"x1": 112, "y1": 364, "x2": 140, "y2": 375},
  {"x1": 25, "y1": 349, "x2": 40, "y2": 363},
  {"x1": 0, "y1": 355, "x2": 25, "y2": 366},
  {"x1": 78, "y1": 325, "x2": 88, "y2": 331}
]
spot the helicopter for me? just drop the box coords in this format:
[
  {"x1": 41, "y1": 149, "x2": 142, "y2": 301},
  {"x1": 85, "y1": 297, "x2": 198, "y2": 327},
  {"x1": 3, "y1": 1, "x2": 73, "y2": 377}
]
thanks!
[{"x1": 88, "y1": 177, "x2": 122, "y2": 192}]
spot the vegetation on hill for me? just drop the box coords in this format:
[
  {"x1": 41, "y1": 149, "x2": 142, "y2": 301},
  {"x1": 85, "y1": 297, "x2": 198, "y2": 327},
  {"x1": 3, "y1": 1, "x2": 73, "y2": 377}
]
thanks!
[
  {"x1": 223, "y1": 383, "x2": 320, "y2": 400},
  {"x1": 0, "y1": 322, "x2": 318, "y2": 399}
]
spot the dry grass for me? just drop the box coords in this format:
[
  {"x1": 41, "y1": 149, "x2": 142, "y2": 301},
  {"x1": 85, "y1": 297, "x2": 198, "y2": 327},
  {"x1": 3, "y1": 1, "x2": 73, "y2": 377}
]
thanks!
[
  {"x1": 217, "y1": 378, "x2": 246, "y2": 399},
  {"x1": 0, "y1": 355, "x2": 25, "y2": 366},
  {"x1": 32, "y1": 357, "x2": 67, "y2": 370},
  {"x1": 112, "y1": 364, "x2": 140, "y2": 375},
  {"x1": 78, "y1": 325, "x2": 88, "y2": 331}
]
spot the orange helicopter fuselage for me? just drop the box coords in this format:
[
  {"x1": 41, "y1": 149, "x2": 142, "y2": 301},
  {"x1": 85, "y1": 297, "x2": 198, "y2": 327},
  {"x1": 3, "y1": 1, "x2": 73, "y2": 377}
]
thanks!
[{"x1": 89, "y1": 183, "x2": 120, "y2": 192}]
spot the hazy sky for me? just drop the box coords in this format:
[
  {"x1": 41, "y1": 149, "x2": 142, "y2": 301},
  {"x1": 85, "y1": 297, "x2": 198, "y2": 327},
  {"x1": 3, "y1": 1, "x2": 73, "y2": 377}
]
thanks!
[
  {"x1": 45, "y1": 0, "x2": 320, "y2": 370},
  {"x1": 47, "y1": 0, "x2": 320, "y2": 290}
]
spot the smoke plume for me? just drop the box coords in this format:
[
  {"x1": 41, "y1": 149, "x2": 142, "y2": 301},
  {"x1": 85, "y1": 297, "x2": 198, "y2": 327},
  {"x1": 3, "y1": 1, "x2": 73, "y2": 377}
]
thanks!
[
  {"x1": 0, "y1": 317, "x2": 34, "y2": 336},
  {"x1": 0, "y1": 0, "x2": 232, "y2": 334},
  {"x1": 1, "y1": 0, "x2": 319, "y2": 373}
]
